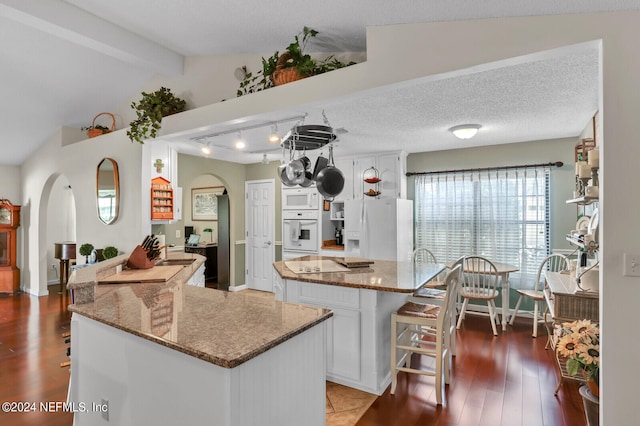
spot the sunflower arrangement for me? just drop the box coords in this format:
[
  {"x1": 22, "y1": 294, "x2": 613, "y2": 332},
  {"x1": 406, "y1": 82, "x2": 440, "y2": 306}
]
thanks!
[{"x1": 556, "y1": 319, "x2": 600, "y2": 386}]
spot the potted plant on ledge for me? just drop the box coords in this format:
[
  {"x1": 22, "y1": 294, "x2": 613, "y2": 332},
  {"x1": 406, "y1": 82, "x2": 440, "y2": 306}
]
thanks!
[
  {"x1": 237, "y1": 27, "x2": 355, "y2": 96},
  {"x1": 79, "y1": 243, "x2": 94, "y2": 264},
  {"x1": 127, "y1": 87, "x2": 186, "y2": 144}
]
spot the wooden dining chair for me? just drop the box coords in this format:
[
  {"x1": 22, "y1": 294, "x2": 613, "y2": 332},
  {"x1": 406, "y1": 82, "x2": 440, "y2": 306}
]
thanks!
[
  {"x1": 411, "y1": 248, "x2": 446, "y2": 289},
  {"x1": 456, "y1": 256, "x2": 500, "y2": 336},
  {"x1": 390, "y1": 265, "x2": 461, "y2": 405},
  {"x1": 509, "y1": 253, "x2": 569, "y2": 337}
]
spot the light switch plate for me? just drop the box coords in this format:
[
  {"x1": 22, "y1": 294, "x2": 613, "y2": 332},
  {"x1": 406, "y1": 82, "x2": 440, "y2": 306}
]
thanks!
[
  {"x1": 623, "y1": 253, "x2": 640, "y2": 277},
  {"x1": 175, "y1": 229, "x2": 180, "y2": 238}
]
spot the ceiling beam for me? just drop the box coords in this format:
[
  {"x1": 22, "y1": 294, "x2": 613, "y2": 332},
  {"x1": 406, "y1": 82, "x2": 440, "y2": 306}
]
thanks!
[{"x1": 0, "y1": 0, "x2": 183, "y2": 76}]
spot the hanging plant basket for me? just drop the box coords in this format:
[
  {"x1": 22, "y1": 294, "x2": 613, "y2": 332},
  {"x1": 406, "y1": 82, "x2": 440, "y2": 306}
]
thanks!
[{"x1": 85, "y1": 112, "x2": 116, "y2": 138}]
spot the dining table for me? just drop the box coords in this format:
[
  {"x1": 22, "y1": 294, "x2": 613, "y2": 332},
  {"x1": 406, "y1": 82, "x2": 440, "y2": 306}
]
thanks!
[{"x1": 448, "y1": 259, "x2": 519, "y2": 331}]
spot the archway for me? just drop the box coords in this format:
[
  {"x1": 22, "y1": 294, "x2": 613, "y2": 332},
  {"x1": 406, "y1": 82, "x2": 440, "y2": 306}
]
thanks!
[
  {"x1": 152, "y1": 173, "x2": 231, "y2": 290},
  {"x1": 39, "y1": 174, "x2": 76, "y2": 295}
]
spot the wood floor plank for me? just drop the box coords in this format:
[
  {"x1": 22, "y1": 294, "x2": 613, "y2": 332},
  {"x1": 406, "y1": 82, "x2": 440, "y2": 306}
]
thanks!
[{"x1": 0, "y1": 290, "x2": 588, "y2": 426}]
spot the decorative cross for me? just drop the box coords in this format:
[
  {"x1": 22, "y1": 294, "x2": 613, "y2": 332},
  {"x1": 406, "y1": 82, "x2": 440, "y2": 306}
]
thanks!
[{"x1": 154, "y1": 159, "x2": 164, "y2": 173}]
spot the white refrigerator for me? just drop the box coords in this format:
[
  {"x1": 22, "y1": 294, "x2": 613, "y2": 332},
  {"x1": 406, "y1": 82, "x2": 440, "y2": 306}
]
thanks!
[{"x1": 343, "y1": 198, "x2": 413, "y2": 262}]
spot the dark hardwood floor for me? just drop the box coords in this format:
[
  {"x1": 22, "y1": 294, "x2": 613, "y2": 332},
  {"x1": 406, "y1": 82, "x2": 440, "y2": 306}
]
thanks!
[
  {"x1": 0, "y1": 287, "x2": 586, "y2": 426},
  {"x1": 357, "y1": 316, "x2": 586, "y2": 426},
  {"x1": 0, "y1": 285, "x2": 73, "y2": 426}
]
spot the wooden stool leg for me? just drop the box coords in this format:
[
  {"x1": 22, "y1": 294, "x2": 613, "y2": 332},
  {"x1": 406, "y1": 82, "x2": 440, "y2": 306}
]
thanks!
[{"x1": 390, "y1": 313, "x2": 398, "y2": 395}]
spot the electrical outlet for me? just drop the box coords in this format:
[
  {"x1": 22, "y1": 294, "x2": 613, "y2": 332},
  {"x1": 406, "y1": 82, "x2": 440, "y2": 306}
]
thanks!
[
  {"x1": 623, "y1": 253, "x2": 640, "y2": 277},
  {"x1": 51, "y1": 263, "x2": 57, "y2": 270},
  {"x1": 176, "y1": 229, "x2": 180, "y2": 238}
]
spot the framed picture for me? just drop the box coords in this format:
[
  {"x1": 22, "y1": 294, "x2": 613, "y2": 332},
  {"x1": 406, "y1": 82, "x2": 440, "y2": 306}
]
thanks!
[{"x1": 192, "y1": 187, "x2": 222, "y2": 221}]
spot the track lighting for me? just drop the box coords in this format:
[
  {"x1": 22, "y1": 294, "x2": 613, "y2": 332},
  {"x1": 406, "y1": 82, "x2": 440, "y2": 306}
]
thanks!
[
  {"x1": 268, "y1": 124, "x2": 281, "y2": 144},
  {"x1": 234, "y1": 131, "x2": 245, "y2": 149}
]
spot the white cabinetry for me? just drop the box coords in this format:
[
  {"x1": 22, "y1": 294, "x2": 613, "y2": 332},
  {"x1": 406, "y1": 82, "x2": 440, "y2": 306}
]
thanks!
[
  {"x1": 335, "y1": 151, "x2": 407, "y2": 200},
  {"x1": 280, "y1": 277, "x2": 407, "y2": 394},
  {"x1": 186, "y1": 263, "x2": 206, "y2": 287}
]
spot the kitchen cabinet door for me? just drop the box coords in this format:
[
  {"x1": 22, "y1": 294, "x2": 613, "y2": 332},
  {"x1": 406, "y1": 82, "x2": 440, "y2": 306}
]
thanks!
[
  {"x1": 377, "y1": 152, "x2": 406, "y2": 199},
  {"x1": 326, "y1": 308, "x2": 361, "y2": 382}
]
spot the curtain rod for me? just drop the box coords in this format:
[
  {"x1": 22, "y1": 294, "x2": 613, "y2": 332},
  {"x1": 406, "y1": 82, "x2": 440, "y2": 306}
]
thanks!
[{"x1": 405, "y1": 161, "x2": 564, "y2": 177}]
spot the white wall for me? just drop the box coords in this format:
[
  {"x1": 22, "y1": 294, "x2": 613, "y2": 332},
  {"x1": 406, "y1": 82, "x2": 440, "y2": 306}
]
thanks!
[
  {"x1": 46, "y1": 175, "x2": 75, "y2": 283},
  {"x1": 21, "y1": 127, "x2": 143, "y2": 295},
  {"x1": 0, "y1": 165, "x2": 21, "y2": 201}
]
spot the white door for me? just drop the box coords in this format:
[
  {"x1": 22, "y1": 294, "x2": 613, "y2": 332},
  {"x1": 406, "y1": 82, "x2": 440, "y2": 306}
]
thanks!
[{"x1": 245, "y1": 180, "x2": 275, "y2": 292}]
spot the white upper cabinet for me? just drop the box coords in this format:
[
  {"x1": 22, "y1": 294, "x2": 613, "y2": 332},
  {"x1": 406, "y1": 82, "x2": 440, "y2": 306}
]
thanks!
[
  {"x1": 335, "y1": 151, "x2": 407, "y2": 200},
  {"x1": 377, "y1": 152, "x2": 407, "y2": 199},
  {"x1": 333, "y1": 157, "x2": 354, "y2": 201}
]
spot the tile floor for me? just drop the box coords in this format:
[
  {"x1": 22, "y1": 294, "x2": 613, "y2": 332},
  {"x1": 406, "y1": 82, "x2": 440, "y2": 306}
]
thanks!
[
  {"x1": 241, "y1": 290, "x2": 377, "y2": 425},
  {"x1": 326, "y1": 382, "x2": 378, "y2": 426}
]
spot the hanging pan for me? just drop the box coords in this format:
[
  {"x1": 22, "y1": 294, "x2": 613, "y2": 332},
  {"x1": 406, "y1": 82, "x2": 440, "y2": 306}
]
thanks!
[{"x1": 315, "y1": 145, "x2": 344, "y2": 201}]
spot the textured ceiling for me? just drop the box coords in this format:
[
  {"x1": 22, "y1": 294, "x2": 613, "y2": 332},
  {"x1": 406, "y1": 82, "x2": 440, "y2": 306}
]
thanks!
[{"x1": 0, "y1": 0, "x2": 635, "y2": 166}]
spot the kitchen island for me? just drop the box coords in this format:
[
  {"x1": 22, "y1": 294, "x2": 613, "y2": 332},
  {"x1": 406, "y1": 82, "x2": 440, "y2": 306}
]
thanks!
[
  {"x1": 273, "y1": 255, "x2": 445, "y2": 395},
  {"x1": 66, "y1": 252, "x2": 331, "y2": 426}
]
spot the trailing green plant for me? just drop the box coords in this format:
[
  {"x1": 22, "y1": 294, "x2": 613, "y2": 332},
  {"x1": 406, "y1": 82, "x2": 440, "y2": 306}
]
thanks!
[
  {"x1": 79, "y1": 243, "x2": 94, "y2": 263},
  {"x1": 127, "y1": 87, "x2": 186, "y2": 144},
  {"x1": 237, "y1": 27, "x2": 355, "y2": 96},
  {"x1": 102, "y1": 246, "x2": 119, "y2": 259}
]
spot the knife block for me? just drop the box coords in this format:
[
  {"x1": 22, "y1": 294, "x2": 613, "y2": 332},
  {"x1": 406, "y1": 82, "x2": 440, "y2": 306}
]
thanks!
[{"x1": 126, "y1": 245, "x2": 155, "y2": 269}]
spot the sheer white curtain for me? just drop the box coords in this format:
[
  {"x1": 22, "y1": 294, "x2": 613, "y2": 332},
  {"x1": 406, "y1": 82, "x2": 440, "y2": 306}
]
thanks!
[{"x1": 414, "y1": 167, "x2": 550, "y2": 290}]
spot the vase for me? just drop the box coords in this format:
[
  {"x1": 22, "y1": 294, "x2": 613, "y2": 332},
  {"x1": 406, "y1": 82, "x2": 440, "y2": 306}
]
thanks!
[
  {"x1": 579, "y1": 385, "x2": 599, "y2": 426},
  {"x1": 587, "y1": 380, "x2": 599, "y2": 398}
]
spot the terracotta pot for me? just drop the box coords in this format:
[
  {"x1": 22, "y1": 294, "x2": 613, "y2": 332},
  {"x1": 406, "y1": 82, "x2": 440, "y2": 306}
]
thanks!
[{"x1": 587, "y1": 380, "x2": 599, "y2": 398}]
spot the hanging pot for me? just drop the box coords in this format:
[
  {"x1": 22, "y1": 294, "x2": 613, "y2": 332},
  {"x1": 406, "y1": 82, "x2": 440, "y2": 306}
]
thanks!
[
  {"x1": 312, "y1": 156, "x2": 329, "y2": 179},
  {"x1": 286, "y1": 158, "x2": 305, "y2": 184},
  {"x1": 279, "y1": 164, "x2": 296, "y2": 186},
  {"x1": 298, "y1": 155, "x2": 314, "y2": 187},
  {"x1": 316, "y1": 145, "x2": 344, "y2": 200}
]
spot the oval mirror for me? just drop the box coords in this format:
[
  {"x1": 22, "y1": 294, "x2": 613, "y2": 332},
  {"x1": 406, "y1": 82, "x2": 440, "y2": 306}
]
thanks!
[{"x1": 96, "y1": 158, "x2": 119, "y2": 225}]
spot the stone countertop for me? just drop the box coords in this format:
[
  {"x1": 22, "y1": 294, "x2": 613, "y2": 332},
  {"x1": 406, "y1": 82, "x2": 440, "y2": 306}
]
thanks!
[
  {"x1": 273, "y1": 255, "x2": 446, "y2": 293},
  {"x1": 67, "y1": 252, "x2": 332, "y2": 369}
]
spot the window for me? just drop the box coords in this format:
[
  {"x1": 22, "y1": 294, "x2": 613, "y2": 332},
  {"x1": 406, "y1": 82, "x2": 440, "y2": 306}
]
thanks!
[{"x1": 414, "y1": 167, "x2": 550, "y2": 290}]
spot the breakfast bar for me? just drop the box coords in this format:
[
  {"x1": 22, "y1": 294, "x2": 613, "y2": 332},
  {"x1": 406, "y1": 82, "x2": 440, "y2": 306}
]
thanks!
[
  {"x1": 273, "y1": 255, "x2": 445, "y2": 395},
  {"x1": 66, "y1": 252, "x2": 332, "y2": 426}
]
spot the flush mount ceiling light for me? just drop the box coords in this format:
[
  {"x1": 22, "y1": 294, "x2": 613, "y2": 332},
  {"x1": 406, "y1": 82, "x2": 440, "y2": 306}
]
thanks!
[
  {"x1": 201, "y1": 143, "x2": 211, "y2": 155},
  {"x1": 449, "y1": 124, "x2": 482, "y2": 139}
]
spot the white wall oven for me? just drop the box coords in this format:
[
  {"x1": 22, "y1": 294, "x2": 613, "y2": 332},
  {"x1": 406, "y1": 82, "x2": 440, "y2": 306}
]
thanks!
[
  {"x1": 283, "y1": 211, "x2": 319, "y2": 255},
  {"x1": 282, "y1": 187, "x2": 319, "y2": 211}
]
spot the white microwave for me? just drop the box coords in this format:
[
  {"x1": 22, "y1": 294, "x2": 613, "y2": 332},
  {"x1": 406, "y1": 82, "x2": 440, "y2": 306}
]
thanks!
[{"x1": 282, "y1": 187, "x2": 319, "y2": 211}]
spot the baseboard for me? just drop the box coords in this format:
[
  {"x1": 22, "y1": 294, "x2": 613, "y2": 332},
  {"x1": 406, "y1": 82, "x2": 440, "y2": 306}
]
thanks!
[{"x1": 229, "y1": 284, "x2": 247, "y2": 292}]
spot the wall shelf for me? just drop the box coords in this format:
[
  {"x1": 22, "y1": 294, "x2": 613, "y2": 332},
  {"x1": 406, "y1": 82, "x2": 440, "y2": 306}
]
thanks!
[
  {"x1": 566, "y1": 234, "x2": 599, "y2": 251},
  {"x1": 566, "y1": 196, "x2": 598, "y2": 205},
  {"x1": 151, "y1": 177, "x2": 174, "y2": 221}
]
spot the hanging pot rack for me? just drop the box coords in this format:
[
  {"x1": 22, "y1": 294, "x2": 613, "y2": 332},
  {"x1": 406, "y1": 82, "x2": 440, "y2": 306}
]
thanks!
[{"x1": 280, "y1": 110, "x2": 338, "y2": 151}]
